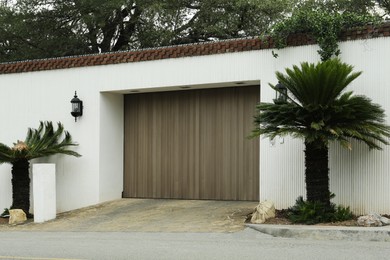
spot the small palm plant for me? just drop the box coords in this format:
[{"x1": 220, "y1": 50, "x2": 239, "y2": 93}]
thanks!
[
  {"x1": 0, "y1": 121, "x2": 81, "y2": 216},
  {"x1": 253, "y1": 59, "x2": 390, "y2": 209}
]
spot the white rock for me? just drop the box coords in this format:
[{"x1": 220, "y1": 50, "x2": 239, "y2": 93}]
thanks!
[
  {"x1": 8, "y1": 209, "x2": 27, "y2": 225},
  {"x1": 380, "y1": 216, "x2": 390, "y2": 225},
  {"x1": 251, "y1": 201, "x2": 276, "y2": 224},
  {"x1": 357, "y1": 213, "x2": 383, "y2": 227}
]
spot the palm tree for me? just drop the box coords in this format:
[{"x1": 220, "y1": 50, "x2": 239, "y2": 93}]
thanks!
[
  {"x1": 0, "y1": 121, "x2": 81, "y2": 217},
  {"x1": 253, "y1": 59, "x2": 390, "y2": 208}
]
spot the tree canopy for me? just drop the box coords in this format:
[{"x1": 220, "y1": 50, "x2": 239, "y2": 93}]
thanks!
[
  {"x1": 0, "y1": 0, "x2": 388, "y2": 62},
  {"x1": 0, "y1": 0, "x2": 294, "y2": 62}
]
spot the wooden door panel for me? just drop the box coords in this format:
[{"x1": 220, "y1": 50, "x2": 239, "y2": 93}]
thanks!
[{"x1": 124, "y1": 86, "x2": 259, "y2": 200}]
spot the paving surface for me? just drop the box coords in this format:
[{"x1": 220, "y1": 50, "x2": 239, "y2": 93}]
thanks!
[
  {"x1": 0, "y1": 199, "x2": 257, "y2": 232},
  {"x1": 2, "y1": 199, "x2": 390, "y2": 242},
  {"x1": 247, "y1": 223, "x2": 390, "y2": 242}
]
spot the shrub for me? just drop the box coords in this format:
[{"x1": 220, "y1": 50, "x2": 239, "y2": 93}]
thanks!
[
  {"x1": 288, "y1": 195, "x2": 354, "y2": 224},
  {"x1": 0, "y1": 208, "x2": 9, "y2": 217},
  {"x1": 334, "y1": 205, "x2": 354, "y2": 221}
]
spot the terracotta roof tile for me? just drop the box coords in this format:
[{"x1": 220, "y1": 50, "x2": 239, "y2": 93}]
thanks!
[{"x1": 0, "y1": 22, "x2": 390, "y2": 75}]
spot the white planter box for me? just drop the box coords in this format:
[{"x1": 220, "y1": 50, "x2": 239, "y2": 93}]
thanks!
[{"x1": 33, "y1": 164, "x2": 56, "y2": 223}]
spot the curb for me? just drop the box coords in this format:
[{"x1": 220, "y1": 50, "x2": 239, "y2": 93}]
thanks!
[{"x1": 246, "y1": 224, "x2": 390, "y2": 242}]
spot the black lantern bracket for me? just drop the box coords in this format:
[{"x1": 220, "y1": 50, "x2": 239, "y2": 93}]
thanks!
[
  {"x1": 273, "y1": 82, "x2": 287, "y2": 104},
  {"x1": 71, "y1": 91, "x2": 83, "y2": 122}
]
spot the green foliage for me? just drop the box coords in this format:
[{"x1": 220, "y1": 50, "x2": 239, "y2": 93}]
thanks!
[
  {"x1": 288, "y1": 196, "x2": 335, "y2": 224},
  {"x1": 0, "y1": 121, "x2": 81, "y2": 164},
  {"x1": 288, "y1": 195, "x2": 354, "y2": 224},
  {"x1": 0, "y1": 122, "x2": 80, "y2": 216},
  {"x1": 296, "y1": 0, "x2": 378, "y2": 15},
  {"x1": 269, "y1": 3, "x2": 381, "y2": 60},
  {"x1": 377, "y1": 0, "x2": 390, "y2": 15},
  {"x1": 1, "y1": 0, "x2": 387, "y2": 62},
  {"x1": 0, "y1": 0, "x2": 295, "y2": 62},
  {"x1": 334, "y1": 205, "x2": 354, "y2": 221},
  {"x1": 252, "y1": 59, "x2": 390, "y2": 150},
  {"x1": 0, "y1": 208, "x2": 9, "y2": 217}
]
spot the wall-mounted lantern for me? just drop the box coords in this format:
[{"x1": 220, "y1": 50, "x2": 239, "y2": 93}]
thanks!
[
  {"x1": 71, "y1": 91, "x2": 83, "y2": 122},
  {"x1": 273, "y1": 82, "x2": 287, "y2": 104}
]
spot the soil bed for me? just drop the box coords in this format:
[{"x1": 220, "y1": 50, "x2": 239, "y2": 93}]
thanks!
[
  {"x1": 248, "y1": 210, "x2": 371, "y2": 227},
  {"x1": 0, "y1": 217, "x2": 8, "y2": 225}
]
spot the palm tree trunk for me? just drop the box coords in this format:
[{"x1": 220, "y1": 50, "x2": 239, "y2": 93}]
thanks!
[
  {"x1": 304, "y1": 139, "x2": 331, "y2": 207},
  {"x1": 10, "y1": 159, "x2": 31, "y2": 217}
]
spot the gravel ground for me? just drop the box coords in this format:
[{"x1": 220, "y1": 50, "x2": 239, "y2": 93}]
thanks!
[{"x1": 0, "y1": 199, "x2": 258, "y2": 232}]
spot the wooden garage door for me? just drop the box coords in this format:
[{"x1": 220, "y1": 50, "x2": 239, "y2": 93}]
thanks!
[{"x1": 123, "y1": 86, "x2": 259, "y2": 200}]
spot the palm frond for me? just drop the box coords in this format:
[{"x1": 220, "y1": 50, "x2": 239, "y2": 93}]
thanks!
[
  {"x1": 24, "y1": 121, "x2": 81, "y2": 160},
  {"x1": 277, "y1": 59, "x2": 361, "y2": 106},
  {"x1": 253, "y1": 59, "x2": 390, "y2": 151},
  {"x1": 0, "y1": 143, "x2": 13, "y2": 164},
  {"x1": 25, "y1": 122, "x2": 44, "y2": 146},
  {"x1": 0, "y1": 121, "x2": 81, "y2": 163}
]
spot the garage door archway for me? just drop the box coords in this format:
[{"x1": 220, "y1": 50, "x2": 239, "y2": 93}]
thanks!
[{"x1": 124, "y1": 86, "x2": 259, "y2": 201}]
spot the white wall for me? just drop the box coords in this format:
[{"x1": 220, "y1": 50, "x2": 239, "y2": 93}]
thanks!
[
  {"x1": 0, "y1": 48, "x2": 271, "y2": 212},
  {"x1": 259, "y1": 38, "x2": 390, "y2": 215},
  {"x1": 329, "y1": 38, "x2": 390, "y2": 214},
  {"x1": 99, "y1": 93, "x2": 123, "y2": 202},
  {"x1": 0, "y1": 36, "x2": 389, "y2": 214},
  {"x1": 0, "y1": 69, "x2": 101, "y2": 212},
  {"x1": 258, "y1": 45, "x2": 321, "y2": 210}
]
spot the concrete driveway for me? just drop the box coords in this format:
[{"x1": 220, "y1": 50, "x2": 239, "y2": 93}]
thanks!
[{"x1": 0, "y1": 199, "x2": 258, "y2": 232}]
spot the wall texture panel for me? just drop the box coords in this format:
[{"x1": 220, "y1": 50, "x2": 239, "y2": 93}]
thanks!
[
  {"x1": 260, "y1": 38, "x2": 390, "y2": 214},
  {"x1": 1, "y1": 32, "x2": 390, "y2": 213},
  {"x1": 124, "y1": 86, "x2": 260, "y2": 201}
]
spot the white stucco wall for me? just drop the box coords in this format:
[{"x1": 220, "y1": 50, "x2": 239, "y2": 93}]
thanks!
[
  {"x1": 0, "y1": 69, "x2": 101, "y2": 212},
  {"x1": 0, "y1": 36, "x2": 389, "y2": 214},
  {"x1": 99, "y1": 93, "x2": 123, "y2": 202},
  {"x1": 0, "y1": 48, "x2": 271, "y2": 212},
  {"x1": 259, "y1": 37, "x2": 390, "y2": 215}
]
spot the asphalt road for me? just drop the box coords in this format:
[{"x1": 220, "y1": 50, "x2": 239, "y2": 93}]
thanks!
[{"x1": 0, "y1": 229, "x2": 389, "y2": 260}]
